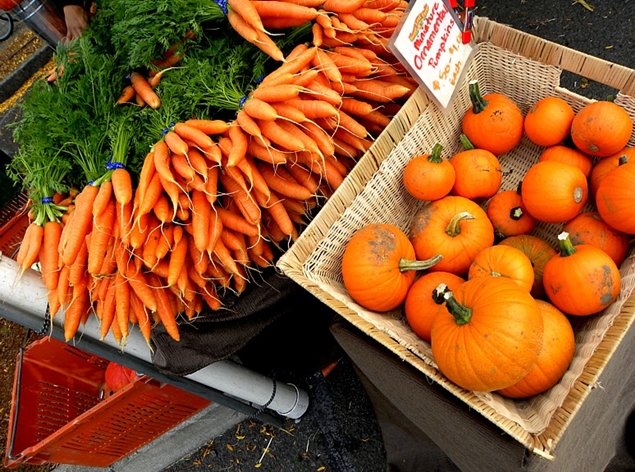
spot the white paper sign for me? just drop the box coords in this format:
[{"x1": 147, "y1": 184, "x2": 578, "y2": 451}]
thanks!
[{"x1": 388, "y1": 0, "x2": 477, "y2": 111}]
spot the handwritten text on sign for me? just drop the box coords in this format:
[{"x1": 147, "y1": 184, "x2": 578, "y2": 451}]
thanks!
[{"x1": 390, "y1": 0, "x2": 475, "y2": 110}]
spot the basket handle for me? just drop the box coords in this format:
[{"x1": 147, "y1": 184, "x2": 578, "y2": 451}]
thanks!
[{"x1": 473, "y1": 16, "x2": 635, "y2": 96}]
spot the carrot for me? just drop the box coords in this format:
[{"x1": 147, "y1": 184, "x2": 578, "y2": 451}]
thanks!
[
  {"x1": 333, "y1": 127, "x2": 372, "y2": 153},
  {"x1": 151, "y1": 193, "x2": 171, "y2": 224},
  {"x1": 262, "y1": 46, "x2": 317, "y2": 85},
  {"x1": 129, "y1": 289, "x2": 153, "y2": 348},
  {"x1": 147, "y1": 273, "x2": 180, "y2": 342},
  {"x1": 142, "y1": 226, "x2": 161, "y2": 270},
  {"x1": 204, "y1": 165, "x2": 219, "y2": 205},
  {"x1": 268, "y1": 102, "x2": 308, "y2": 124},
  {"x1": 39, "y1": 221, "x2": 62, "y2": 290},
  {"x1": 212, "y1": 237, "x2": 242, "y2": 277},
  {"x1": 204, "y1": 210, "x2": 223, "y2": 256},
  {"x1": 337, "y1": 109, "x2": 368, "y2": 138},
  {"x1": 171, "y1": 151, "x2": 196, "y2": 183},
  {"x1": 167, "y1": 233, "x2": 189, "y2": 286},
  {"x1": 256, "y1": 119, "x2": 306, "y2": 152},
  {"x1": 252, "y1": 1, "x2": 319, "y2": 22},
  {"x1": 219, "y1": 173, "x2": 261, "y2": 225},
  {"x1": 116, "y1": 85, "x2": 135, "y2": 105},
  {"x1": 174, "y1": 122, "x2": 215, "y2": 149},
  {"x1": 61, "y1": 184, "x2": 99, "y2": 267},
  {"x1": 337, "y1": 12, "x2": 370, "y2": 32},
  {"x1": 189, "y1": 238, "x2": 210, "y2": 276},
  {"x1": 114, "y1": 272, "x2": 130, "y2": 342},
  {"x1": 112, "y1": 167, "x2": 133, "y2": 206},
  {"x1": 312, "y1": 47, "x2": 342, "y2": 83},
  {"x1": 247, "y1": 139, "x2": 288, "y2": 165},
  {"x1": 185, "y1": 147, "x2": 209, "y2": 180},
  {"x1": 129, "y1": 72, "x2": 161, "y2": 109},
  {"x1": 286, "y1": 97, "x2": 339, "y2": 119},
  {"x1": 216, "y1": 206, "x2": 260, "y2": 237},
  {"x1": 164, "y1": 130, "x2": 189, "y2": 156},
  {"x1": 191, "y1": 189, "x2": 211, "y2": 252},
  {"x1": 256, "y1": 161, "x2": 313, "y2": 200},
  {"x1": 243, "y1": 97, "x2": 279, "y2": 121},
  {"x1": 236, "y1": 109, "x2": 267, "y2": 147},
  {"x1": 88, "y1": 198, "x2": 116, "y2": 275},
  {"x1": 315, "y1": 13, "x2": 336, "y2": 39},
  {"x1": 201, "y1": 285, "x2": 222, "y2": 311},
  {"x1": 202, "y1": 142, "x2": 223, "y2": 165},
  {"x1": 240, "y1": 155, "x2": 270, "y2": 199},
  {"x1": 340, "y1": 97, "x2": 375, "y2": 117},
  {"x1": 155, "y1": 223, "x2": 174, "y2": 261},
  {"x1": 184, "y1": 119, "x2": 230, "y2": 135},
  {"x1": 227, "y1": 9, "x2": 260, "y2": 44},
  {"x1": 351, "y1": 79, "x2": 410, "y2": 102},
  {"x1": 229, "y1": 0, "x2": 266, "y2": 33},
  {"x1": 323, "y1": 0, "x2": 365, "y2": 13},
  {"x1": 130, "y1": 212, "x2": 150, "y2": 250},
  {"x1": 127, "y1": 267, "x2": 159, "y2": 313},
  {"x1": 285, "y1": 163, "x2": 320, "y2": 194},
  {"x1": 117, "y1": 201, "x2": 133, "y2": 247},
  {"x1": 252, "y1": 84, "x2": 304, "y2": 103},
  {"x1": 64, "y1": 281, "x2": 90, "y2": 341},
  {"x1": 260, "y1": 189, "x2": 295, "y2": 236},
  {"x1": 312, "y1": 21, "x2": 323, "y2": 47},
  {"x1": 227, "y1": 123, "x2": 250, "y2": 168},
  {"x1": 93, "y1": 180, "x2": 113, "y2": 218},
  {"x1": 56, "y1": 264, "x2": 71, "y2": 308}
]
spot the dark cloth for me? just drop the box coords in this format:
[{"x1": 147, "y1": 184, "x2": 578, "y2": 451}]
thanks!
[{"x1": 150, "y1": 268, "x2": 335, "y2": 377}]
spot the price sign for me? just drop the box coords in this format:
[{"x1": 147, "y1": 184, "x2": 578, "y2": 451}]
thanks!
[{"x1": 388, "y1": 0, "x2": 477, "y2": 111}]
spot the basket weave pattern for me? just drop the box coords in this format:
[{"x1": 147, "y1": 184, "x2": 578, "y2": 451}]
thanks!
[{"x1": 279, "y1": 20, "x2": 635, "y2": 456}]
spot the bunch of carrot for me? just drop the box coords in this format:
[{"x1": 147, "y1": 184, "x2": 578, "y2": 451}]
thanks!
[{"x1": 16, "y1": 0, "x2": 418, "y2": 349}]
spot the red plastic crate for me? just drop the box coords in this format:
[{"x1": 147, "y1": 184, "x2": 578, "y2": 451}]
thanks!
[
  {"x1": 4, "y1": 337, "x2": 211, "y2": 468},
  {"x1": 0, "y1": 191, "x2": 29, "y2": 259}
]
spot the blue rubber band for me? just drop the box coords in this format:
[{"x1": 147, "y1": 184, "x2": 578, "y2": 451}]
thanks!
[
  {"x1": 106, "y1": 161, "x2": 126, "y2": 171},
  {"x1": 214, "y1": 0, "x2": 228, "y2": 15},
  {"x1": 41, "y1": 196, "x2": 53, "y2": 204},
  {"x1": 256, "y1": 75, "x2": 265, "y2": 85},
  {"x1": 239, "y1": 95, "x2": 248, "y2": 108}
]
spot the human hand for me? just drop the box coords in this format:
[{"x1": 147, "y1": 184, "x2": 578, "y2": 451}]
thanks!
[{"x1": 63, "y1": 5, "x2": 89, "y2": 41}]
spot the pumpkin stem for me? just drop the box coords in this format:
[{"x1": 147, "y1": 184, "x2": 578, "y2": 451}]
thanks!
[
  {"x1": 446, "y1": 211, "x2": 475, "y2": 236},
  {"x1": 399, "y1": 254, "x2": 443, "y2": 272},
  {"x1": 573, "y1": 186, "x2": 585, "y2": 204},
  {"x1": 619, "y1": 155, "x2": 629, "y2": 166},
  {"x1": 460, "y1": 133, "x2": 475, "y2": 151},
  {"x1": 434, "y1": 284, "x2": 472, "y2": 325},
  {"x1": 468, "y1": 80, "x2": 489, "y2": 114},
  {"x1": 428, "y1": 143, "x2": 444, "y2": 163},
  {"x1": 557, "y1": 231, "x2": 577, "y2": 257},
  {"x1": 510, "y1": 207, "x2": 524, "y2": 221}
]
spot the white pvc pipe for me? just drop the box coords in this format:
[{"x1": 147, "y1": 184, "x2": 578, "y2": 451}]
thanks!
[{"x1": 0, "y1": 254, "x2": 309, "y2": 419}]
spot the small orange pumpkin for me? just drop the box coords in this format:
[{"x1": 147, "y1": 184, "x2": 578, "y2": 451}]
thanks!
[
  {"x1": 563, "y1": 212, "x2": 629, "y2": 266},
  {"x1": 404, "y1": 271, "x2": 465, "y2": 342},
  {"x1": 461, "y1": 80, "x2": 524, "y2": 156},
  {"x1": 468, "y1": 245, "x2": 535, "y2": 292},
  {"x1": 570, "y1": 100, "x2": 634, "y2": 157},
  {"x1": 342, "y1": 223, "x2": 442, "y2": 312},
  {"x1": 524, "y1": 96, "x2": 575, "y2": 147},
  {"x1": 498, "y1": 235, "x2": 557, "y2": 300},
  {"x1": 486, "y1": 187, "x2": 537, "y2": 238},
  {"x1": 450, "y1": 135, "x2": 502, "y2": 200},
  {"x1": 589, "y1": 151, "x2": 633, "y2": 200},
  {"x1": 543, "y1": 232, "x2": 621, "y2": 316},
  {"x1": 409, "y1": 196, "x2": 495, "y2": 276},
  {"x1": 521, "y1": 161, "x2": 588, "y2": 223},
  {"x1": 596, "y1": 161, "x2": 635, "y2": 234},
  {"x1": 497, "y1": 300, "x2": 575, "y2": 399},
  {"x1": 403, "y1": 143, "x2": 455, "y2": 201},
  {"x1": 538, "y1": 145, "x2": 593, "y2": 178},
  {"x1": 431, "y1": 277, "x2": 543, "y2": 392}
]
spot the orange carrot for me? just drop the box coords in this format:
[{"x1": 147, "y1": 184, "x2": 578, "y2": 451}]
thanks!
[
  {"x1": 323, "y1": 0, "x2": 366, "y2": 13},
  {"x1": 142, "y1": 225, "x2": 161, "y2": 269},
  {"x1": 39, "y1": 221, "x2": 62, "y2": 290},
  {"x1": 148, "y1": 273, "x2": 181, "y2": 341},
  {"x1": 219, "y1": 173, "x2": 261, "y2": 225},
  {"x1": 212, "y1": 237, "x2": 242, "y2": 277},
  {"x1": 276, "y1": 119, "x2": 323, "y2": 156},
  {"x1": 285, "y1": 163, "x2": 320, "y2": 194},
  {"x1": 114, "y1": 272, "x2": 130, "y2": 341},
  {"x1": 236, "y1": 109, "x2": 267, "y2": 146},
  {"x1": 93, "y1": 180, "x2": 113, "y2": 217},
  {"x1": 64, "y1": 280, "x2": 90, "y2": 341},
  {"x1": 116, "y1": 85, "x2": 135, "y2": 104},
  {"x1": 129, "y1": 289, "x2": 153, "y2": 347},
  {"x1": 227, "y1": 9, "x2": 260, "y2": 44},
  {"x1": 129, "y1": 72, "x2": 161, "y2": 109},
  {"x1": 263, "y1": 46, "x2": 317, "y2": 85},
  {"x1": 229, "y1": 0, "x2": 266, "y2": 33},
  {"x1": 127, "y1": 267, "x2": 159, "y2": 313},
  {"x1": 247, "y1": 139, "x2": 288, "y2": 165},
  {"x1": 112, "y1": 167, "x2": 133, "y2": 206},
  {"x1": 61, "y1": 184, "x2": 99, "y2": 267},
  {"x1": 130, "y1": 212, "x2": 150, "y2": 250},
  {"x1": 285, "y1": 97, "x2": 339, "y2": 119},
  {"x1": 256, "y1": 161, "x2": 313, "y2": 200},
  {"x1": 312, "y1": 47, "x2": 342, "y2": 83},
  {"x1": 168, "y1": 233, "x2": 189, "y2": 286},
  {"x1": 252, "y1": 1, "x2": 319, "y2": 22},
  {"x1": 216, "y1": 206, "x2": 260, "y2": 237},
  {"x1": 302, "y1": 120, "x2": 337, "y2": 157},
  {"x1": 260, "y1": 189, "x2": 295, "y2": 236},
  {"x1": 206, "y1": 210, "x2": 224, "y2": 256},
  {"x1": 164, "y1": 130, "x2": 189, "y2": 156},
  {"x1": 174, "y1": 122, "x2": 215, "y2": 149},
  {"x1": 256, "y1": 119, "x2": 306, "y2": 152},
  {"x1": 117, "y1": 201, "x2": 133, "y2": 246},
  {"x1": 191, "y1": 189, "x2": 211, "y2": 252},
  {"x1": 227, "y1": 123, "x2": 250, "y2": 168},
  {"x1": 243, "y1": 97, "x2": 279, "y2": 121},
  {"x1": 269, "y1": 102, "x2": 308, "y2": 124},
  {"x1": 88, "y1": 198, "x2": 116, "y2": 275},
  {"x1": 312, "y1": 21, "x2": 324, "y2": 47},
  {"x1": 184, "y1": 119, "x2": 230, "y2": 135},
  {"x1": 155, "y1": 223, "x2": 174, "y2": 261}
]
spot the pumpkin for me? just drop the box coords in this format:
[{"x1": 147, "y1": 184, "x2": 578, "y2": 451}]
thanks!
[
  {"x1": 105, "y1": 361, "x2": 137, "y2": 392},
  {"x1": 403, "y1": 143, "x2": 455, "y2": 201},
  {"x1": 450, "y1": 135, "x2": 502, "y2": 200},
  {"x1": 499, "y1": 235, "x2": 557, "y2": 299},
  {"x1": 468, "y1": 245, "x2": 535, "y2": 292},
  {"x1": 342, "y1": 223, "x2": 442, "y2": 312},
  {"x1": 570, "y1": 100, "x2": 633, "y2": 157},
  {"x1": 486, "y1": 187, "x2": 537, "y2": 238},
  {"x1": 497, "y1": 300, "x2": 575, "y2": 398},
  {"x1": 596, "y1": 161, "x2": 635, "y2": 234},
  {"x1": 431, "y1": 277, "x2": 543, "y2": 392},
  {"x1": 538, "y1": 145, "x2": 593, "y2": 178},
  {"x1": 521, "y1": 161, "x2": 588, "y2": 223},
  {"x1": 524, "y1": 96, "x2": 575, "y2": 147},
  {"x1": 461, "y1": 80, "x2": 524, "y2": 156},
  {"x1": 563, "y1": 212, "x2": 629, "y2": 266},
  {"x1": 543, "y1": 232, "x2": 621, "y2": 316},
  {"x1": 405, "y1": 271, "x2": 465, "y2": 342},
  {"x1": 409, "y1": 196, "x2": 495, "y2": 276},
  {"x1": 589, "y1": 152, "x2": 632, "y2": 200}
]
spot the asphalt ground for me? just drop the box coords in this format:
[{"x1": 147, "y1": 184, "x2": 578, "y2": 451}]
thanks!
[{"x1": 4, "y1": 1, "x2": 635, "y2": 471}]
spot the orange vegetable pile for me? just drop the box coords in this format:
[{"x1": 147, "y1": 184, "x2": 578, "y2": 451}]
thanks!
[
  {"x1": 15, "y1": 0, "x2": 418, "y2": 348},
  {"x1": 341, "y1": 81, "x2": 635, "y2": 397}
]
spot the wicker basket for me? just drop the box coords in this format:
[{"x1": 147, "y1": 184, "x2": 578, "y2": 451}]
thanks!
[{"x1": 278, "y1": 17, "x2": 635, "y2": 458}]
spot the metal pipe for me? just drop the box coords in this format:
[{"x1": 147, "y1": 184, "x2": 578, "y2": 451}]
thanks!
[{"x1": 0, "y1": 255, "x2": 309, "y2": 419}]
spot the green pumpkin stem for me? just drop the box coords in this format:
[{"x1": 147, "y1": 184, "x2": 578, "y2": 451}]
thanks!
[
  {"x1": 510, "y1": 207, "x2": 524, "y2": 221},
  {"x1": 460, "y1": 133, "x2": 475, "y2": 150},
  {"x1": 468, "y1": 80, "x2": 489, "y2": 114},
  {"x1": 446, "y1": 211, "x2": 475, "y2": 236},
  {"x1": 399, "y1": 254, "x2": 443, "y2": 272},
  {"x1": 434, "y1": 284, "x2": 472, "y2": 325},
  {"x1": 428, "y1": 143, "x2": 444, "y2": 163},
  {"x1": 557, "y1": 231, "x2": 577, "y2": 257}
]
